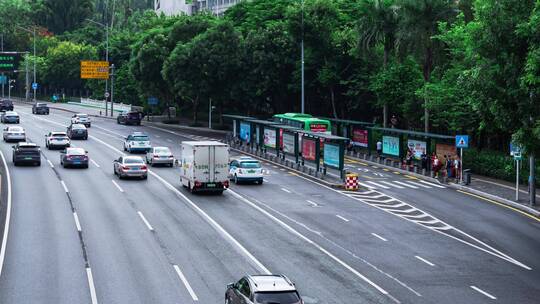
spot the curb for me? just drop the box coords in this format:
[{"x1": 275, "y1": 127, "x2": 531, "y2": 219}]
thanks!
[
  {"x1": 229, "y1": 147, "x2": 343, "y2": 189},
  {"x1": 447, "y1": 183, "x2": 540, "y2": 217},
  {"x1": 345, "y1": 155, "x2": 540, "y2": 218}
]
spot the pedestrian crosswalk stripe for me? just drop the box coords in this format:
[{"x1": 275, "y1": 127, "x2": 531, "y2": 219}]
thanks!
[
  {"x1": 419, "y1": 180, "x2": 446, "y2": 188},
  {"x1": 358, "y1": 182, "x2": 376, "y2": 189},
  {"x1": 404, "y1": 181, "x2": 432, "y2": 188},
  {"x1": 380, "y1": 181, "x2": 404, "y2": 189},
  {"x1": 393, "y1": 181, "x2": 419, "y2": 189},
  {"x1": 365, "y1": 181, "x2": 391, "y2": 189}
]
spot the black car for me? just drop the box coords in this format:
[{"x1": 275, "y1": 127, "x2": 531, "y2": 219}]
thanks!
[
  {"x1": 12, "y1": 142, "x2": 41, "y2": 166},
  {"x1": 117, "y1": 111, "x2": 143, "y2": 125},
  {"x1": 67, "y1": 123, "x2": 88, "y2": 140},
  {"x1": 0, "y1": 99, "x2": 14, "y2": 112},
  {"x1": 32, "y1": 102, "x2": 49, "y2": 115},
  {"x1": 60, "y1": 147, "x2": 89, "y2": 168}
]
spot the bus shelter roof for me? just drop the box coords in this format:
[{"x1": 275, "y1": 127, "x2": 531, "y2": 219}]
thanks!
[
  {"x1": 302, "y1": 131, "x2": 349, "y2": 142},
  {"x1": 322, "y1": 117, "x2": 375, "y2": 127},
  {"x1": 222, "y1": 114, "x2": 256, "y2": 120},
  {"x1": 244, "y1": 118, "x2": 280, "y2": 126},
  {"x1": 368, "y1": 126, "x2": 454, "y2": 140}
]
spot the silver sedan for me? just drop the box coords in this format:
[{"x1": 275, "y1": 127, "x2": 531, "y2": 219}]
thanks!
[
  {"x1": 146, "y1": 146, "x2": 174, "y2": 167},
  {"x1": 113, "y1": 156, "x2": 148, "y2": 179}
]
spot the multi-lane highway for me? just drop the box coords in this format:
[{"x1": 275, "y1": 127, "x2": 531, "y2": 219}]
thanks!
[{"x1": 0, "y1": 102, "x2": 538, "y2": 303}]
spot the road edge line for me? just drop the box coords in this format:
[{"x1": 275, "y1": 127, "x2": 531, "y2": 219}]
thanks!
[{"x1": 0, "y1": 151, "x2": 12, "y2": 278}]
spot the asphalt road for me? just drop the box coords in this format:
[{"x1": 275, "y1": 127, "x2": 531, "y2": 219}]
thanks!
[{"x1": 0, "y1": 102, "x2": 538, "y2": 303}]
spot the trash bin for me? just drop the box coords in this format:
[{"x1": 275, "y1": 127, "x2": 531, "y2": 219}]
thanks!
[{"x1": 463, "y1": 169, "x2": 471, "y2": 185}]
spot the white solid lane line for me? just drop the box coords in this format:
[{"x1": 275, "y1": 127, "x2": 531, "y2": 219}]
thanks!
[
  {"x1": 365, "y1": 181, "x2": 391, "y2": 189},
  {"x1": 336, "y1": 215, "x2": 350, "y2": 222},
  {"x1": 167, "y1": 139, "x2": 172, "y2": 142},
  {"x1": 419, "y1": 180, "x2": 446, "y2": 188},
  {"x1": 61, "y1": 180, "x2": 69, "y2": 193},
  {"x1": 73, "y1": 212, "x2": 82, "y2": 232},
  {"x1": 0, "y1": 151, "x2": 12, "y2": 278},
  {"x1": 470, "y1": 286, "x2": 497, "y2": 300},
  {"x1": 281, "y1": 188, "x2": 291, "y2": 193},
  {"x1": 371, "y1": 233, "x2": 388, "y2": 242},
  {"x1": 86, "y1": 267, "x2": 99, "y2": 304},
  {"x1": 137, "y1": 211, "x2": 154, "y2": 231},
  {"x1": 414, "y1": 255, "x2": 435, "y2": 267},
  {"x1": 380, "y1": 181, "x2": 404, "y2": 189},
  {"x1": 90, "y1": 159, "x2": 100, "y2": 168},
  {"x1": 173, "y1": 265, "x2": 199, "y2": 301},
  {"x1": 47, "y1": 159, "x2": 54, "y2": 168},
  {"x1": 111, "y1": 180, "x2": 124, "y2": 193},
  {"x1": 393, "y1": 181, "x2": 418, "y2": 189}
]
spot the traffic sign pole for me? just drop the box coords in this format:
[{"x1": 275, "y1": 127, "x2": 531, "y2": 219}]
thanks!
[
  {"x1": 516, "y1": 159, "x2": 519, "y2": 201},
  {"x1": 460, "y1": 148, "x2": 463, "y2": 184}
]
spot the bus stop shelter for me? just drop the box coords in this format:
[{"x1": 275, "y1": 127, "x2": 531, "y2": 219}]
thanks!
[
  {"x1": 222, "y1": 114, "x2": 256, "y2": 139},
  {"x1": 323, "y1": 118, "x2": 374, "y2": 150},
  {"x1": 368, "y1": 126, "x2": 455, "y2": 170},
  {"x1": 301, "y1": 131, "x2": 349, "y2": 178}
]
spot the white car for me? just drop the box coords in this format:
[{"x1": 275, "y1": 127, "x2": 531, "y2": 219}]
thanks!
[
  {"x1": 45, "y1": 131, "x2": 71, "y2": 149},
  {"x1": 146, "y1": 146, "x2": 174, "y2": 167},
  {"x1": 3, "y1": 126, "x2": 26, "y2": 142},
  {"x1": 123, "y1": 132, "x2": 151, "y2": 153},
  {"x1": 71, "y1": 113, "x2": 91, "y2": 127},
  {"x1": 228, "y1": 157, "x2": 264, "y2": 184}
]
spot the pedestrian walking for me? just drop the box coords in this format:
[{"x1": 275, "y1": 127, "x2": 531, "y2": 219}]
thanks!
[
  {"x1": 433, "y1": 155, "x2": 441, "y2": 178},
  {"x1": 376, "y1": 140, "x2": 382, "y2": 156},
  {"x1": 446, "y1": 155, "x2": 453, "y2": 178},
  {"x1": 406, "y1": 150, "x2": 413, "y2": 171},
  {"x1": 454, "y1": 156, "x2": 461, "y2": 181},
  {"x1": 421, "y1": 153, "x2": 428, "y2": 171}
]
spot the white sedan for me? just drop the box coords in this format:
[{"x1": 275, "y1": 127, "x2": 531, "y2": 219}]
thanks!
[
  {"x1": 71, "y1": 113, "x2": 91, "y2": 127},
  {"x1": 146, "y1": 146, "x2": 174, "y2": 167},
  {"x1": 3, "y1": 126, "x2": 26, "y2": 142},
  {"x1": 228, "y1": 157, "x2": 264, "y2": 184},
  {"x1": 45, "y1": 131, "x2": 71, "y2": 149}
]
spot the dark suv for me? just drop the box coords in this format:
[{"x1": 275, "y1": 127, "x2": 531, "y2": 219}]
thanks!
[
  {"x1": 117, "y1": 111, "x2": 143, "y2": 125},
  {"x1": 12, "y1": 142, "x2": 41, "y2": 166},
  {"x1": 32, "y1": 103, "x2": 49, "y2": 115},
  {"x1": 0, "y1": 99, "x2": 14, "y2": 111}
]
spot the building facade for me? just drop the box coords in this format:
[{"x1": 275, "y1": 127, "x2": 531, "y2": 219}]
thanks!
[{"x1": 155, "y1": 0, "x2": 241, "y2": 16}]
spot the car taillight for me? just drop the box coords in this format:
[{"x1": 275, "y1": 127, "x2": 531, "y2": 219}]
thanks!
[
  {"x1": 67, "y1": 156, "x2": 73, "y2": 160},
  {"x1": 153, "y1": 155, "x2": 159, "y2": 158},
  {"x1": 194, "y1": 181, "x2": 202, "y2": 187},
  {"x1": 121, "y1": 165, "x2": 130, "y2": 170},
  {"x1": 141, "y1": 165, "x2": 147, "y2": 170},
  {"x1": 83, "y1": 156, "x2": 88, "y2": 160},
  {"x1": 223, "y1": 180, "x2": 229, "y2": 188},
  {"x1": 169, "y1": 155, "x2": 174, "y2": 158}
]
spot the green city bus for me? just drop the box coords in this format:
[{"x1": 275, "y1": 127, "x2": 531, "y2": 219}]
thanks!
[{"x1": 273, "y1": 113, "x2": 331, "y2": 134}]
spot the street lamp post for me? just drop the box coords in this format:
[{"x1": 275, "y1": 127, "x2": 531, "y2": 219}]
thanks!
[
  {"x1": 16, "y1": 26, "x2": 37, "y2": 101},
  {"x1": 300, "y1": 0, "x2": 305, "y2": 114},
  {"x1": 8, "y1": 79, "x2": 15, "y2": 101},
  {"x1": 86, "y1": 19, "x2": 110, "y2": 116},
  {"x1": 110, "y1": 64, "x2": 115, "y2": 116}
]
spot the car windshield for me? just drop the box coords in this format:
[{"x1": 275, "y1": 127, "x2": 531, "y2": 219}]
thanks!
[
  {"x1": 254, "y1": 291, "x2": 301, "y2": 304},
  {"x1": 72, "y1": 125, "x2": 86, "y2": 130},
  {"x1": 67, "y1": 148, "x2": 85, "y2": 155},
  {"x1": 154, "y1": 147, "x2": 170, "y2": 154},
  {"x1": 132, "y1": 136, "x2": 149, "y2": 141},
  {"x1": 77, "y1": 114, "x2": 88, "y2": 118},
  {"x1": 52, "y1": 133, "x2": 67, "y2": 137},
  {"x1": 240, "y1": 161, "x2": 261, "y2": 169},
  {"x1": 37, "y1": 103, "x2": 47, "y2": 107},
  {"x1": 124, "y1": 158, "x2": 144, "y2": 164},
  {"x1": 18, "y1": 146, "x2": 38, "y2": 151}
]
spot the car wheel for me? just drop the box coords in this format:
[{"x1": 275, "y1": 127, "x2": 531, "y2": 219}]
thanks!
[
  {"x1": 142, "y1": 174, "x2": 147, "y2": 180},
  {"x1": 84, "y1": 136, "x2": 88, "y2": 140},
  {"x1": 84, "y1": 164, "x2": 89, "y2": 169},
  {"x1": 258, "y1": 179, "x2": 264, "y2": 185},
  {"x1": 36, "y1": 162, "x2": 41, "y2": 166}
]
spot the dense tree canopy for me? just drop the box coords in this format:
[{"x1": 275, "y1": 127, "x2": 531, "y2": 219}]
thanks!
[{"x1": 2, "y1": 0, "x2": 539, "y2": 157}]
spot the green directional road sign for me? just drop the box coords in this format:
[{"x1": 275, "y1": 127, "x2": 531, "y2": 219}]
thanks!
[{"x1": 0, "y1": 53, "x2": 19, "y2": 72}]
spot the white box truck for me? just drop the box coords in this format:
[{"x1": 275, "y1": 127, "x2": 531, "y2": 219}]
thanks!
[{"x1": 180, "y1": 141, "x2": 230, "y2": 193}]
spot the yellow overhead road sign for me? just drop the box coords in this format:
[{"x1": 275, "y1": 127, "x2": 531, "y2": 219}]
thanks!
[{"x1": 80, "y1": 60, "x2": 109, "y2": 79}]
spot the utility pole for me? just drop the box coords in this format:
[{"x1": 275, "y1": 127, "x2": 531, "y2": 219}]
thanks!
[
  {"x1": 110, "y1": 64, "x2": 114, "y2": 116},
  {"x1": 1, "y1": 33, "x2": 4, "y2": 98},
  {"x1": 86, "y1": 19, "x2": 109, "y2": 116},
  {"x1": 300, "y1": 0, "x2": 305, "y2": 114},
  {"x1": 529, "y1": 92, "x2": 536, "y2": 206},
  {"x1": 25, "y1": 53, "x2": 29, "y2": 101},
  {"x1": 17, "y1": 26, "x2": 37, "y2": 101},
  {"x1": 209, "y1": 98, "x2": 212, "y2": 129}
]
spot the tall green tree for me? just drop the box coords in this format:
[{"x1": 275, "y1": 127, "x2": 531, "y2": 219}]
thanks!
[
  {"x1": 358, "y1": 0, "x2": 400, "y2": 127},
  {"x1": 398, "y1": 0, "x2": 456, "y2": 132}
]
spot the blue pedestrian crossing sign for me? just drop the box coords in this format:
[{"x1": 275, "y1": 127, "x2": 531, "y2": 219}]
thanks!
[
  {"x1": 455, "y1": 135, "x2": 469, "y2": 148},
  {"x1": 32, "y1": 82, "x2": 38, "y2": 90}
]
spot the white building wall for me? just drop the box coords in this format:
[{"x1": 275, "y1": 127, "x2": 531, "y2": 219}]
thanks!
[{"x1": 155, "y1": 0, "x2": 241, "y2": 16}]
